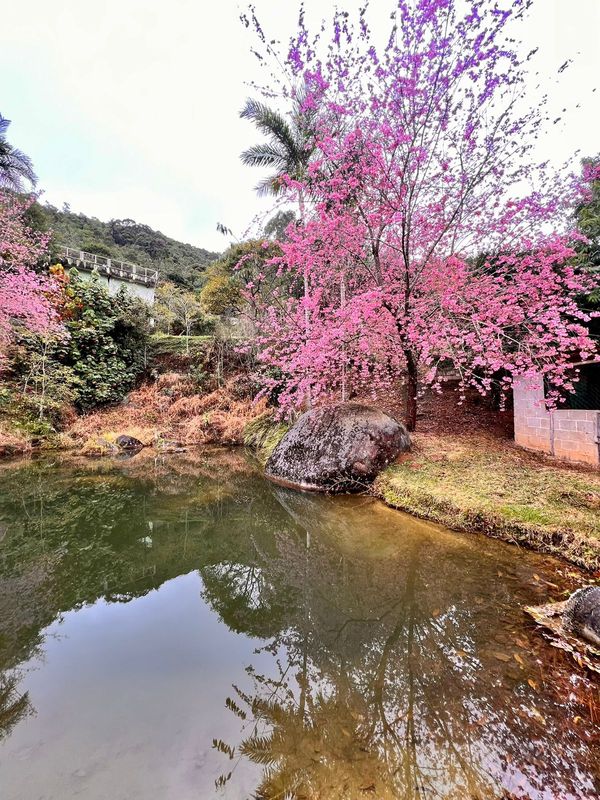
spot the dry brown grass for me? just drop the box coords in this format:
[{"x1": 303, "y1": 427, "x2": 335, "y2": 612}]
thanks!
[
  {"x1": 0, "y1": 424, "x2": 32, "y2": 458},
  {"x1": 69, "y1": 373, "x2": 267, "y2": 453}
]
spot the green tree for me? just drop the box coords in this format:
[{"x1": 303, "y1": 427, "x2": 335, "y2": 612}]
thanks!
[
  {"x1": 154, "y1": 282, "x2": 210, "y2": 351},
  {"x1": 199, "y1": 274, "x2": 241, "y2": 316},
  {"x1": 0, "y1": 114, "x2": 36, "y2": 191},
  {"x1": 575, "y1": 156, "x2": 600, "y2": 271},
  {"x1": 240, "y1": 88, "x2": 319, "y2": 402},
  {"x1": 200, "y1": 240, "x2": 285, "y2": 320},
  {"x1": 264, "y1": 209, "x2": 296, "y2": 241},
  {"x1": 574, "y1": 157, "x2": 600, "y2": 323}
]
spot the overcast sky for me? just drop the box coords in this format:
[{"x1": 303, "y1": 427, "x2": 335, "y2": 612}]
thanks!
[{"x1": 1, "y1": 0, "x2": 599, "y2": 252}]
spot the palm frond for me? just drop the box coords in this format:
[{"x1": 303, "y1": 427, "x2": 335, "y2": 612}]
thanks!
[
  {"x1": 255, "y1": 174, "x2": 284, "y2": 197},
  {"x1": 240, "y1": 99, "x2": 301, "y2": 160},
  {"x1": 239, "y1": 733, "x2": 280, "y2": 765},
  {"x1": 240, "y1": 143, "x2": 287, "y2": 169},
  {"x1": 240, "y1": 89, "x2": 319, "y2": 197},
  {"x1": 0, "y1": 120, "x2": 37, "y2": 191}
]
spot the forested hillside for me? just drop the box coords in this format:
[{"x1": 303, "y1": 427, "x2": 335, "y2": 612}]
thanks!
[{"x1": 32, "y1": 202, "x2": 220, "y2": 288}]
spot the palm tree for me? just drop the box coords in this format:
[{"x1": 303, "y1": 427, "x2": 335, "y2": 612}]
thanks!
[
  {"x1": 239, "y1": 91, "x2": 316, "y2": 207},
  {"x1": 0, "y1": 114, "x2": 37, "y2": 191},
  {"x1": 240, "y1": 90, "x2": 318, "y2": 406}
]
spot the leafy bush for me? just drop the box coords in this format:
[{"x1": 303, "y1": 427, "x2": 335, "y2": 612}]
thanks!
[{"x1": 63, "y1": 275, "x2": 149, "y2": 410}]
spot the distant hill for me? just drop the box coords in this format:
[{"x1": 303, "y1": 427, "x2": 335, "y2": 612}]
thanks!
[{"x1": 33, "y1": 203, "x2": 220, "y2": 289}]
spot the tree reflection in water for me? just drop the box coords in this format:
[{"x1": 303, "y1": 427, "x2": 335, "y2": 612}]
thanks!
[
  {"x1": 208, "y1": 490, "x2": 600, "y2": 800},
  {"x1": 0, "y1": 675, "x2": 33, "y2": 742},
  {"x1": 0, "y1": 452, "x2": 597, "y2": 798}
]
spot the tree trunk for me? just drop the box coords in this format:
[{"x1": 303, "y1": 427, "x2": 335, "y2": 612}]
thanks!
[
  {"x1": 340, "y1": 270, "x2": 347, "y2": 403},
  {"x1": 299, "y1": 189, "x2": 312, "y2": 408},
  {"x1": 405, "y1": 350, "x2": 418, "y2": 432}
]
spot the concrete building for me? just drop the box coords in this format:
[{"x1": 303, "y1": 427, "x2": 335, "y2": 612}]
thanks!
[
  {"x1": 59, "y1": 247, "x2": 158, "y2": 304},
  {"x1": 513, "y1": 363, "x2": 600, "y2": 467}
]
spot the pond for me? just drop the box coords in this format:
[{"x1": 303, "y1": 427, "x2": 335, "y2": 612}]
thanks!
[{"x1": 0, "y1": 448, "x2": 598, "y2": 799}]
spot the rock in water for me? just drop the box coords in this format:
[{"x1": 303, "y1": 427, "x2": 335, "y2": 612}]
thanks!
[
  {"x1": 562, "y1": 586, "x2": 600, "y2": 646},
  {"x1": 115, "y1": 434, "x2": 143, "y2": 451},
  {"x1": 265, "y1": 403, "x2": 410, "y2": 493}
]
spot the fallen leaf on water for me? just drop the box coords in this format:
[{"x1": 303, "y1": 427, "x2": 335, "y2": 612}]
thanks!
[
  {"x1": 513, "y1": 653, "x2": 525, "y2": 666},
  {"x1": 432, "y1": 609, "x2": 441, "y2": 617},
  {"x1": 529, "y1": 706, "x2": 546, "y2": 725},
  {"x1": 573, "y1": 716, "x2": 583, "y2": 724},
  {"x1": 541, "y1": 579, "x2": 559, "y2": 589},
  {"x1": 493, "y1": 652, "x2": 511, "y2": 663},
  {"x1": 527, "y1": 678, "x2": 538, "y2": 691},
  {"x1": 524, "y1": 602, "x2": 600, "y2": 675}
]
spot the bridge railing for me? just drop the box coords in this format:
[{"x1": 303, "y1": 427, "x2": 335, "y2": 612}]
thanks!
[{"x1": 60, "y1": 247, "x2": 159, "y2": 285}]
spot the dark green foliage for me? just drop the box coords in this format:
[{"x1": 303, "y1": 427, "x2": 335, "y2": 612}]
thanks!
[
  {"x1": 63, "y1": 276, "x2": 149, "y2": 410},
  {"x1": 2, "y1": 277, "x2": 149, "y2": 434},
  {"x1": 29, "y1": 203, "x2": 220, "y2": 289},
  {"x1": 574, "y1": 156, "x2": 600, "y2": 335},
  {"x1": 576, "y1": 156, "x2": 600, "y2": 269}
]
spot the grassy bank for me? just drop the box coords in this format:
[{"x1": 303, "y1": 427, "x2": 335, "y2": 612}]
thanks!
[
  {"x1": 146, "y1": 333, "x2": 213, "y2": 357},
  {"x1": 374, "y1": 432, "x2": 600, "y2": 571}
]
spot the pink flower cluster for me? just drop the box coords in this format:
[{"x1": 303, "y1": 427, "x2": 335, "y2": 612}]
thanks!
[
  {"x1": 244, "y1": 1, "x2": 599, "y2": 420},
  {"x1": 0, "y1": 193, "x2": 62, "y2": 367}
]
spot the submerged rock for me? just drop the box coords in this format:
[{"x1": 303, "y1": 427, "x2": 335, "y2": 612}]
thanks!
[
  {"x1": 562, "y1": 586, "x2": 600, "y2": 646},
  {"x1": 265, "y1": 403, "x2": 410, "y2": 493}
]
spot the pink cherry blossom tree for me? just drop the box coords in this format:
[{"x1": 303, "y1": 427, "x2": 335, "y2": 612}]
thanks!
[
  {"x1": 242, "y1": 0, "x2": 598, "y2": 428},
  {"x1": 0, "y1": 192, "x2": 62, "y2": 368}
]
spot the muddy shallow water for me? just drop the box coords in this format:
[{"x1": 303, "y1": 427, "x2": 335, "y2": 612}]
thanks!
[{"x1": 0, "y1": 448, "x2": 598, "y2": 800}]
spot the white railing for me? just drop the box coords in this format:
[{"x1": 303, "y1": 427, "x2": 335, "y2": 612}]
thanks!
[{"x1": 60, "y1": 247, "x2": 159, "y2": 285}]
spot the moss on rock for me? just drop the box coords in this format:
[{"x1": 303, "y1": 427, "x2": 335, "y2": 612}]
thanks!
[{"x1": 244, "y1": 412, "x2": 290, "y2": 465}]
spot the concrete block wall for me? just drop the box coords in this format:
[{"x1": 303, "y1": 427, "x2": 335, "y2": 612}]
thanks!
[
  {"x1": 513, "y1": 376, "x2": 600, "y2": 467},
  {"x1": 513, "y1": 377, "x2": 553, "y2": 454},
  {"x1": 552, "y1": 409, "x2": 600, "y2": 465}
]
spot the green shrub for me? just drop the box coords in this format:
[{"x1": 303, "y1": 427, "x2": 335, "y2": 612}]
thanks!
[{"x1": 63, "y1": 276, "x2": 149, "y2": 410}]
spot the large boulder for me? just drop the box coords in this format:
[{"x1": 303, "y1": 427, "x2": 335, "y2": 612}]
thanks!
[
  {"x1": 562, "y1": 586, "x2": 600, "y2": 646},
  {"x1": 265, "y1": 403, "x2": 410, "y2": 493},
  {"x1": 115, "y1": 434, "x2": 144, "y2": 451}
]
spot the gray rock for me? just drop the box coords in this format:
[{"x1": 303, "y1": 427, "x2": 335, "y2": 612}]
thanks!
[
  {"x1": 115, "y1": 435, "x2": 143, "y2": 451},
  {"x1": 562, "y1": 586, "x2": 600, "y2": 646},
  {"x1": 265, "y1": 402, "x2": 410, "y2": 493}
]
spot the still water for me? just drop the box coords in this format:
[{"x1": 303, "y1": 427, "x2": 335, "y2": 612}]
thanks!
[{"x1": 0, "y1": 448, "x2": 598, "y2": 800}]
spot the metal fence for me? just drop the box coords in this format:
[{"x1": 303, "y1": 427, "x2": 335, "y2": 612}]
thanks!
[{"x1": 60, "y1": 247, "x2": 158, "y2": 285}]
